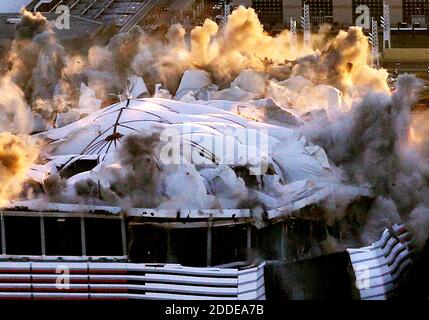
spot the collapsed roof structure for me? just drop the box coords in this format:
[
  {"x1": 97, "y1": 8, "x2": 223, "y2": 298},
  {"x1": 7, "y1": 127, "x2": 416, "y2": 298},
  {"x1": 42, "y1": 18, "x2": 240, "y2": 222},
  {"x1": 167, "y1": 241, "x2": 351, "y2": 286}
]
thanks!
[
  {"x1": 0, "y1": 70, "x2": 390, "y2": 300},
  {"x1": 1, "y1": 6, "x2": 428, "y2": 300},
  {"x1": 9, "y1": 69, "x2": 371, "y2": 221}
]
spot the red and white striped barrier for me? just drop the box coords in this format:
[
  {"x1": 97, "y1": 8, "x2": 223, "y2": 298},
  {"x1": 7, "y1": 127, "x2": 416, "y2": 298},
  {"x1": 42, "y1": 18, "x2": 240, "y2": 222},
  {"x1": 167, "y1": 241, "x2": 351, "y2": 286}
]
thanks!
[
  {"x1": 348, "y1": 224, "x2": 412, "y2": 300},
  {"x1": 0, "y1": 262, "x2": 265, "y2": 300}
]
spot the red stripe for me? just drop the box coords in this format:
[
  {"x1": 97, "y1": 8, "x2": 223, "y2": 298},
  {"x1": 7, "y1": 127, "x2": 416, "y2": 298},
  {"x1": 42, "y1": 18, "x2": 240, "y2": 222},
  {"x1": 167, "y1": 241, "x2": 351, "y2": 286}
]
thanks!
[
  {"x1": 89, "y1": 288, "x2": 128, "y2": 293},
  {"x1": 32, "y1": 278, "x2": 88, "y2": 283},
  {"x1": 31, "y1": 270, "x2": 88, "y2": 274},
  {"x1": 0, "y1": 288, "x2": 31, "y2": 291},
  {"x1": 0, "y1": 278, "x2": 31, "y2": 283},
  {"x1": 33, "y1": 296, "x2": 90, "y2": 300},
  {"x1": 89, "y1": 279, "x2": 127, "y2": 283},
  {"x1": 90, "y1": 297, "x2": 128, "y2": 300},
  {"x1": 32, "y1": 288, "x2": 89, "y2": 292},
  {"x1": 89, "y1": 270, "x2": 127, "y2": 274}
]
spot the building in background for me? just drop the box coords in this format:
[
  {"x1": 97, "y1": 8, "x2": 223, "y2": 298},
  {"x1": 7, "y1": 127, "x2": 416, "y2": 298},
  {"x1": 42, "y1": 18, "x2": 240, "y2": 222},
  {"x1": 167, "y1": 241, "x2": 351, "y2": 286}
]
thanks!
[
  {"x1": 5, "y1": 0, "x2": 429, "y2": 30},
  {"x1": 231, "y1": 0, "x2": 429, "y2": 28},
  {"x1": 306, "y1": 0, "x2": 333, "y2": 24},
  {"x1": 351, "y1": 0, "x2": 384, "y2": 23},
  {"x1": 252, "y1": 0, "x2": 284, "y2": 25},
  {"x1": 0, "y1": 0, "x2": 212, "y2": 35},
  {"x1": 403, "y1": 0, "x2": 429, "y2": 24}
]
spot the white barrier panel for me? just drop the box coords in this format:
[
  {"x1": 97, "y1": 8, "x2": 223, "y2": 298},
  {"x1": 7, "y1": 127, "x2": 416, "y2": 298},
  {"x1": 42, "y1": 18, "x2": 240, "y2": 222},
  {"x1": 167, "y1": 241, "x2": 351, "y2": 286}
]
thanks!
[
  {"x1": 0, "y1": 261, "x2": 265, "y2": 300},
  {"x1": 347, "y1": 224, "x2": 412, "y2": 300}
]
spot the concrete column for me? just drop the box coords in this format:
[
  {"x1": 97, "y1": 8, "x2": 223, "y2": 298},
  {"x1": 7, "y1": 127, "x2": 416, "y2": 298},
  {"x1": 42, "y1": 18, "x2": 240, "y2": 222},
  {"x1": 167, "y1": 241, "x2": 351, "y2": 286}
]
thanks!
[
  {"x1": 40, "y1": 216, "x2": 46, "y2": 256},
  {"x1": 121, "y1": 218, "x2": 127, "y2": 257},
  {"x1": 1, "y1": 214, "x2": 6, "y2": 255},
  {"x1": 206, "y1": 226, "x2": 212, "y2": 266},
  {"x1": 280, "y1": 223, "x2": 286, "y2": 260},
  {"x1": 246, "y1": 224, "x2": 252, "y2": 250},
  {"x1": 166, "y1": 228, "x2": 172, "y2": 262},
  {"x1": 80, "y1": 217, "x2": 87, "y2": 257}
]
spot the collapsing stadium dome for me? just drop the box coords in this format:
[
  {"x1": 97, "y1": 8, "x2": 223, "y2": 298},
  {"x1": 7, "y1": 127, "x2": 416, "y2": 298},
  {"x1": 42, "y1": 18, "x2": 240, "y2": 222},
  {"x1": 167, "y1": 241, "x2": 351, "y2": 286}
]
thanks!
[
  {"x1": 0, "y1": 6, "x2": 428, "y2": 300},
  {"x1": 26, "y1": 94, "x2": 368, "y2": 211}
]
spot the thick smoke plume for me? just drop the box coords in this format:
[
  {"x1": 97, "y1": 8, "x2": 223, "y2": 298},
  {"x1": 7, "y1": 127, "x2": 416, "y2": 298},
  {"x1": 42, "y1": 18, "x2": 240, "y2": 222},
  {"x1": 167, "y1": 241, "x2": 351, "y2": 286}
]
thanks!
[
  {"x1": 108, "y1": 132, "x2": 165, "y2": 209},
  {"x1": 407, "y1": 207, "x2": 429, "y2": 249},
  {"x1": 0, "y1": 76, "x2": 33, "y2": 133},
  {"x1": 292, "y1": 26, "x2": 389, "y2": 94},
  {"x1": 1, "y1": 7, "x2": 388, "y2": 128},
  {"x1": 0, "y1": 11, "x2": 41, "y2": 207},
  {"x1": 0, "y1": 133, "x2": 39, "y2": 206},
  {"x1": 302, "y1": 74, "x2": 429, "y2": 245}
]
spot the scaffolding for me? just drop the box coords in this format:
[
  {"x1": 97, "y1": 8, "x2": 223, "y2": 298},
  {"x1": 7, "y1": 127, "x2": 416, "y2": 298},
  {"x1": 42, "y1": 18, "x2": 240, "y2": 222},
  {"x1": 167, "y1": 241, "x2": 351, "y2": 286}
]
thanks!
[
  {"x1": 301, "y1": 3, "x2": 311, "y2": 48},
  {"x1": 381, "y1": 2, "x2": 391, "y2": 51},
  {"x1": 290, "y1": 17, "x2": 297, "y2": 47},
  {"x1": 369, "y1": 17, "x2": 380, "y2": 67},
  {"x1": 222, "y1": 0, "x2": 231, "y2": 26}
]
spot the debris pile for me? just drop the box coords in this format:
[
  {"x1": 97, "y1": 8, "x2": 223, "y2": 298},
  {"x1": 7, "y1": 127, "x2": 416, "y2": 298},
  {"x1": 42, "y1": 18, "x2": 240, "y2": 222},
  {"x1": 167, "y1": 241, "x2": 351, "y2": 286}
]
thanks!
[{"x1": 0, "y1": 7, "x2": 428, "y2": 251}]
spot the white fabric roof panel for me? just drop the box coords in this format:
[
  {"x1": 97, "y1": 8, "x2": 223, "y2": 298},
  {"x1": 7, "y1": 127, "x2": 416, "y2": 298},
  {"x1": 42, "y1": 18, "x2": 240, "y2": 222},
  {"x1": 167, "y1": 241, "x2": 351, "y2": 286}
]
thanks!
[{"x1": 11, "y1": 96, "x2": 371, "y2": 217}]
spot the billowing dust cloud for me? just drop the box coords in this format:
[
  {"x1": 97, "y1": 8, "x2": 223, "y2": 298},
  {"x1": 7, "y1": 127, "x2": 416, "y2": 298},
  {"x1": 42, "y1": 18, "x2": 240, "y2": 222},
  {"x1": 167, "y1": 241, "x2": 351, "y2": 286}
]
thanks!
[
  {"x1": 0, "y1": 133, "x2": 39, "y2": 206},
  {"x1": 302, "y1": 74, "x2": 429, "y2": 246},
  {"x1": 0, "y1": 76, "x2": 33, "y2": 133},
  {"x1": 109, "y1": 132, "x2": 165, "y2": 209},
  {"x1": 1, "y1": 6, "x2": 388, "y2": 126},
  {"x1": 291, "y1": 26, "x2": 389, "y2": 94},
  {"x1": 0, "y1": 10, "x2": 41, "y2": 206}
]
